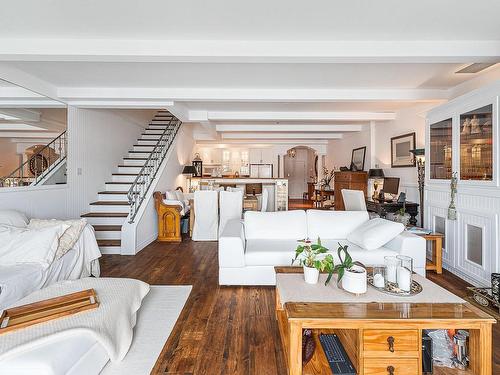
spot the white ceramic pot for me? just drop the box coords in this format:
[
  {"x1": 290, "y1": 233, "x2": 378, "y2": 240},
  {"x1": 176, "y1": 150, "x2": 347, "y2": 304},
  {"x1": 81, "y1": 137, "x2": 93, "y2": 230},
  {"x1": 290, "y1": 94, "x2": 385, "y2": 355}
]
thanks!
[
  {"x1": 341, "y1": 265, "x2": 367, "y2": 294},
  {"x1": 303, "y1": 265, "x2": 320, "y2": 284}
]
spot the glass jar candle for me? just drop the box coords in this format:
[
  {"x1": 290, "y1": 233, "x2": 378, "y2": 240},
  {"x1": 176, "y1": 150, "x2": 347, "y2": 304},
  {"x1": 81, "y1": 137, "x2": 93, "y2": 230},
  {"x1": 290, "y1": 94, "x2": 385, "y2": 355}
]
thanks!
[
  {"x1": 372, "y1": 265, "x2": 386, "y2": 288},
  {"x1": 384, "y1": 256, "x2": 399, "y2": 285},
  {"x1": 396, "y1": 255, "x2": 413, "y2": 292}
]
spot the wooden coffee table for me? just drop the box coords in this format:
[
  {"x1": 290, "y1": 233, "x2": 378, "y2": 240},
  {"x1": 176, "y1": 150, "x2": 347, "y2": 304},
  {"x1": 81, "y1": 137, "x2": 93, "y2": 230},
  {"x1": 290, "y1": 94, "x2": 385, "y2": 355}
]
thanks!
[{"x1": 275, "y1": 267, "x2": 495, "y2": 375}]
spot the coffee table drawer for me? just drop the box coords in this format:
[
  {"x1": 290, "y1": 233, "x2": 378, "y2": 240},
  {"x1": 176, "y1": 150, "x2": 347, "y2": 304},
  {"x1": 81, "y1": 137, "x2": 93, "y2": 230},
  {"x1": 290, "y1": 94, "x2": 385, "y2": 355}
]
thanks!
[
  {"x1": 363, "y1": 329, "x2": 418, "y2": 356},
  {"x1": 364, "y1": 358, "x2": 419, "y2": 375}
]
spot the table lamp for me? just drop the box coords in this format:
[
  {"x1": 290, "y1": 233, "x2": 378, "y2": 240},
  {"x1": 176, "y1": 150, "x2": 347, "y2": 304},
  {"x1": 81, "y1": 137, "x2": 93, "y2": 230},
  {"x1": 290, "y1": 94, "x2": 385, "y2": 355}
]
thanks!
[
  {"x1": 368, "y1": 168, "x2": 385, "y2": 199},
  {"x1": 182, "y1": 165, "x2": 197, "y2": 192}
]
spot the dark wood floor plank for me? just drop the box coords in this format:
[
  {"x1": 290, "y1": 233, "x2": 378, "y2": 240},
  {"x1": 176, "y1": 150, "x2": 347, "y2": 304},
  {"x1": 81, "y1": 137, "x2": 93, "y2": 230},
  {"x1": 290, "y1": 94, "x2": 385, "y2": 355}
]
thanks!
[{"x1": 100, "y1": 238, "x2": 498, "y2": 375}]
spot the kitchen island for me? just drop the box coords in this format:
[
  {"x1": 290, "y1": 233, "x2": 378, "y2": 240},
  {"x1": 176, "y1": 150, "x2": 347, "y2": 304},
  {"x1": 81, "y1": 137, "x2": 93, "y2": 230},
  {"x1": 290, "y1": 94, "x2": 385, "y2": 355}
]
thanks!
[{"x1": 196, "y1": 178, "x2": 288, "y2": 211}]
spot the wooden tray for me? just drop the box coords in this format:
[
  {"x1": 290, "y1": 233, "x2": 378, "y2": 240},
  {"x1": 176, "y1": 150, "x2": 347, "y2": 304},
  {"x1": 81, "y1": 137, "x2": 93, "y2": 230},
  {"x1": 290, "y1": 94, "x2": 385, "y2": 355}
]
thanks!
[{"x1": 0, "y1": 289, "x2": 99, "y2": 334}]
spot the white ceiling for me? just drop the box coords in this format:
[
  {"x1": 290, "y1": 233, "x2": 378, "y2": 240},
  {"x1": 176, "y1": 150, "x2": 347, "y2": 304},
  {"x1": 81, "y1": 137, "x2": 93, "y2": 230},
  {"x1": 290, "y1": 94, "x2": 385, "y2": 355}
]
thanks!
[
  {"x1": 0, "y1": 1, "x2": 499, "y2": 144},
  {"x1": 1, "y1": 1, "x2": 499, "y2": 41}
]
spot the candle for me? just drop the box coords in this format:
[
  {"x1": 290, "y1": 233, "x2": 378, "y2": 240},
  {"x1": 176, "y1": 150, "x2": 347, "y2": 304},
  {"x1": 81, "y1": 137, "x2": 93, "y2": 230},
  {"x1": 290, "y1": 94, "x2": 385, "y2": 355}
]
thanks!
[
  {"x1": 373, "y1": 273, "x2": 385, "y2": 288},
  {"x1": 386, "y1": 266, "x2": 397, "y2": 283},
  {"x1": 397, "y1": 266, "x2": 412, "y2": 292}
]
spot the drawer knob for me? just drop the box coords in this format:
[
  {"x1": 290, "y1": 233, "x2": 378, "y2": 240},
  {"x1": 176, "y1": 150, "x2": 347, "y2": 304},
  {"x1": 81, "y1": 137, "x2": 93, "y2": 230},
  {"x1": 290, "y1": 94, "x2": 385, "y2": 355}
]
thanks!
[
  {"x1": 387, "y1": 336, "x2": 395, "y2": 352},
  {"x1": 387, "y1": 365, "x2": 395, "y2": 375}
]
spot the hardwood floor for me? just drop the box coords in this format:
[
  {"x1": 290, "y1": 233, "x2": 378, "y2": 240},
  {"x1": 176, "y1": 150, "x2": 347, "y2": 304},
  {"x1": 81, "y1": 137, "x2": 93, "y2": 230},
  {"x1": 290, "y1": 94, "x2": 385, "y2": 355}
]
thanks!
[{"x1": 100, "y1": 239, "x2": 499, "y2": 375}]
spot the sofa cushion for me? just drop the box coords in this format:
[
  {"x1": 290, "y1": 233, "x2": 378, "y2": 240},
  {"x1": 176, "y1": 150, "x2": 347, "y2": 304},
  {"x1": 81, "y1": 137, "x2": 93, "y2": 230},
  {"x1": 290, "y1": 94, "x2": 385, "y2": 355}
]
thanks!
[
  {"x1": 307, "y1": 210, "x2": 369, "y2": 240},
  {"x1": 244, "y1": 210, "x2": 307, "y2": 240},
  {"x1": 245, "y1": 239, "x2": 300, "y2": 266},
  {"x1": 347, "y1": 218, "x2": 405, "y2": 250},
  {"x1": 244, "y1": 239, "x2": 399, "y2": 267}
]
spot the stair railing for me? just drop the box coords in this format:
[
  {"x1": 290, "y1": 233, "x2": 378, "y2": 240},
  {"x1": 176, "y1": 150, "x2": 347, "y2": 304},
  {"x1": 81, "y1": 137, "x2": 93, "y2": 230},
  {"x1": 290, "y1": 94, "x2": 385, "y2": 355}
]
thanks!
[
  {"x1": 0, "y1": 131, "x2": 67, "y2": 187},
  {"x1": 127, "y1": 117, "x2": 182, "y2": 223}
]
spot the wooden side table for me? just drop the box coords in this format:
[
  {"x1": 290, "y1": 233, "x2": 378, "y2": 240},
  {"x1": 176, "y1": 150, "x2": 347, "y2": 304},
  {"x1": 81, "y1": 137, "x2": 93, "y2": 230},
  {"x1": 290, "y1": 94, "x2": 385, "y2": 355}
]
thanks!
[{"x1": 417, "y1": 232, "x2": 444, "y2": 274}]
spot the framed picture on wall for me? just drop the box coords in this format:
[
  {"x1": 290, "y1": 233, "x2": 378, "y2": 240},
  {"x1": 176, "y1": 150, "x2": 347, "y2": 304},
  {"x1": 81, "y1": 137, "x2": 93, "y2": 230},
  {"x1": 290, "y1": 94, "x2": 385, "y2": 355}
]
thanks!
[
  {"x1": 391, "y1": 132, "x2": 416, "y2": 167},
  {"x1": 350, "y1": 146, "x2": 366, "y2": 171}
]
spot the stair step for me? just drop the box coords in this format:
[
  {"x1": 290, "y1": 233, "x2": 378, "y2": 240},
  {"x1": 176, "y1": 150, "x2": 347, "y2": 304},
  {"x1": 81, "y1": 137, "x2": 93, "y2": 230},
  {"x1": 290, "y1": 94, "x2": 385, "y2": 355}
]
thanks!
[
  {"x1": 128, "y1": 151, "x2": 151, "y2": 158},
  {"x1": 105, "y1": 182, "x2": 137, "y2": 192},
  {"x1": 93, "y1": 225, "x2": 122, "y2": 231},
  {"x1": 97, "y1": 239, "x2": 121, "y2": 247},
  {"x1": 133, "y1": 145, "x2": 155, "y2": 152},
  {"x1": 137, "y1": 139, "x2": 159, "y2": 145},
  {"x1": 117, "y1": 165, "x2": 143, "y2": 173},
  {"x1": 82, "y1": 212, "x2": 128, "y2": 217},
  {"x1": 111, "y1": 174, "x2": 137, "y2": 183},
  {"x1": 90, "y1": 201, "x2": 130, "y2": 205}
]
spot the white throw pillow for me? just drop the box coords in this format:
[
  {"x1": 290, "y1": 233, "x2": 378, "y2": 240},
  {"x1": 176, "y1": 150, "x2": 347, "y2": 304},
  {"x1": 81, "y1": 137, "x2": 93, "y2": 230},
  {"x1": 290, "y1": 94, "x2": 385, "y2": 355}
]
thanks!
[
  {"x1": 0, "y1": 210, "x2": 29, "y2": 228},
  {"x1": 174, "y1": 190, "x2": 184, "y2": 201},
  {"x1": 165, "y1": 191, "x2": 177, "y2": 200},
  {"x1": 28, "y1": 218, "x2": 87, "y2": 259},
  {"x1": 346, "y1": 218, "x2": 405, "y2": 250},
  {"x1": 0, "y1": 224, "x2": 69, "y2": 267}
]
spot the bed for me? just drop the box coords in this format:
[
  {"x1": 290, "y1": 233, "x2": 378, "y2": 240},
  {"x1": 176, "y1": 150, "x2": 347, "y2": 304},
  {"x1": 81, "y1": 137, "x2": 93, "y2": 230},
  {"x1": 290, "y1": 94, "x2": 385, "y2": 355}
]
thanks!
[{"x1": 0, "y1": 219, "x2": 101, "y2": 310}]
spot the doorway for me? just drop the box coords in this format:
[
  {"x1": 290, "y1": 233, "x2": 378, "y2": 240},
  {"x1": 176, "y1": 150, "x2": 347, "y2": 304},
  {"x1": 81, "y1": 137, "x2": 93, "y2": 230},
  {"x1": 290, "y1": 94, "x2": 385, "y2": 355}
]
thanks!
[{"x1": 283, "y1": 146, "x2": 317, "y2": 199}]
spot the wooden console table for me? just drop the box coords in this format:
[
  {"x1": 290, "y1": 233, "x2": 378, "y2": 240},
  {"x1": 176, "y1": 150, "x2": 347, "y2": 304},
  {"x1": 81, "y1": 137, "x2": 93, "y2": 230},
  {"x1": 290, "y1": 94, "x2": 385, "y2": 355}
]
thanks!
[{"x1": 275, "y1": 267, "x2": 495, "y2": 375}]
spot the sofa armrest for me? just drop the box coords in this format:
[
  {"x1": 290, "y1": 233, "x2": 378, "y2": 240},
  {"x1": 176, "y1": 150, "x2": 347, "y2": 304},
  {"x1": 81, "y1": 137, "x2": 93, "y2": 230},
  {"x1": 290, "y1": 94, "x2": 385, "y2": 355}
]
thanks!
[
  {"x1": 384, "y1": 231, "x2": 426, "y2": 275},
  {"x1": 218, "y1": 218, "x2": 245, "y2": 268}
]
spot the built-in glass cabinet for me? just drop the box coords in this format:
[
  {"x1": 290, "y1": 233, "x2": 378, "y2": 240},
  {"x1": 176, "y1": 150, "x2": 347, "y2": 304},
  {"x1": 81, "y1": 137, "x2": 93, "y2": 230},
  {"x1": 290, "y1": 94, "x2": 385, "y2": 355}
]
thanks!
[
  {"x1": 429, "y1": 118, "x2": 453, "y2": 179},
  {"x1": 459, "y1": 104, "x2": 493, "y2": 181}
]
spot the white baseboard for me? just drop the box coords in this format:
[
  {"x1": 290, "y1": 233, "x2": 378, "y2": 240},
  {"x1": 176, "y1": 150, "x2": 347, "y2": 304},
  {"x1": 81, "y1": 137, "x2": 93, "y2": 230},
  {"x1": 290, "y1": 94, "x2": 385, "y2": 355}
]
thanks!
[
  {"x1": 442, "y1": 262, "x2": 489, "y2": 287},
  {"x1": 135, "y1": 232, "x2": 158, "y2": 254}
]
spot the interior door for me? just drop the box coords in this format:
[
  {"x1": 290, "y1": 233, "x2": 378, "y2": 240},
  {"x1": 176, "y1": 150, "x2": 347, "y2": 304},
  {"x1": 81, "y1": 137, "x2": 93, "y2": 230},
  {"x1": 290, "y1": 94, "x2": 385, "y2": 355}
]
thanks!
[{"x1": 285, "y1": 157, "x2": 306, "y2": 199}]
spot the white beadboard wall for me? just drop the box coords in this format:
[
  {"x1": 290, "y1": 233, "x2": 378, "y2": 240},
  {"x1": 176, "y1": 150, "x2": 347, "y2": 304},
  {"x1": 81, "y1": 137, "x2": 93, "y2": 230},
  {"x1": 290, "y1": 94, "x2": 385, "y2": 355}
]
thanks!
[{"x1": 66, "y1": 107, "x2": 147, "y2": 217}]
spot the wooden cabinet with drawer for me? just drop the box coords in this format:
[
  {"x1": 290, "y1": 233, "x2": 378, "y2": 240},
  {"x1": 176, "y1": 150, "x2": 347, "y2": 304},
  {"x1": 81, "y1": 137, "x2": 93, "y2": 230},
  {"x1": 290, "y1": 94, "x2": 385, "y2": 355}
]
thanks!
[
  {"x1": 363, "y1": 329, "x2": 419, "y2": 358},
  {"x1": 363, "y1": 358, "x2": 420, "y2": 375},
  {"x1": 333, "y1": 171, "x2": 368, "y2": 210}
]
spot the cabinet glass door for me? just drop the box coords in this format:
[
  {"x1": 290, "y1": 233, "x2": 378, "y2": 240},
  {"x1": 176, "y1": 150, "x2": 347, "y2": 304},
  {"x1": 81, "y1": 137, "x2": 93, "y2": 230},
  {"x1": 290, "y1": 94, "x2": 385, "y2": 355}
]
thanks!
[
  {"x1": 429, "y1": 118, "x2": 453, "y2": 179},
  {"x1": 460, "y1": 104, "x2": 493, "y2": 181}
]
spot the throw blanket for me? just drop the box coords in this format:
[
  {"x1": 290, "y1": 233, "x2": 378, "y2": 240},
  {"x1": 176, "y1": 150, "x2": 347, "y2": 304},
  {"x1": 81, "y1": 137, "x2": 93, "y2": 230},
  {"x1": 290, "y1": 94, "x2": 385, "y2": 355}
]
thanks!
[{"x1": 0, "y1": 278, "x2": 150, "y2": 363}]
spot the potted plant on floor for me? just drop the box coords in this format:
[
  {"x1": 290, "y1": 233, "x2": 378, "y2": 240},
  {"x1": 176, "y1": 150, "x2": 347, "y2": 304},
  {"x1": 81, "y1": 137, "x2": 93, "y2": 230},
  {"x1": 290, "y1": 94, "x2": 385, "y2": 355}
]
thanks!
[
  {"x1": 292, "y1": 238, "x2": 335, "y2": 285},
  {"x1": 334, "y1": 243, "x2": 367, "y2": 294}
]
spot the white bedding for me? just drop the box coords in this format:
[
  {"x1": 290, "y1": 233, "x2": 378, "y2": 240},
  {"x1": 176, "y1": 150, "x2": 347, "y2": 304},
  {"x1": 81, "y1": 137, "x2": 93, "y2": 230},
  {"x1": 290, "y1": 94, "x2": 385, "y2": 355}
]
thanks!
[
  {"x1": 0, "y1": 278, "x2": 150, "y2": 364},
  {"x1": 0, "y1": 224, "x2": 101, "y2": 310}
]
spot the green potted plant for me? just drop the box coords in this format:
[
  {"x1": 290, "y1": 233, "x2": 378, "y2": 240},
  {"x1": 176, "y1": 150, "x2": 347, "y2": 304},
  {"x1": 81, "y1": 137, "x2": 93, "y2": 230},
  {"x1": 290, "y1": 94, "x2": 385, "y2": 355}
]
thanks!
[
  {"x1": 292, "y1": 238, "x2": 335, "y2": 285},
  {"x1": 334, "y1": 243, "x2": 367, "y2": 294}
]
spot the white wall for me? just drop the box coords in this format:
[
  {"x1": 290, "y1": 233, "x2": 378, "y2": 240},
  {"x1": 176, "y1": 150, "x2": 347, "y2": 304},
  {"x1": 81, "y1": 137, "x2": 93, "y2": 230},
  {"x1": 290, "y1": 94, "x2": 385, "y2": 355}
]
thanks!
[
  {"x1": 135, "y1": 126, "x2": 195, "y2": 251},
  {"x1": 66, "y1": 108, "x2": 147, "y2": 217},
  {"x1": 0, "y1": 107, "x2": 152, "y2": 219},
  {"x1": 326, "y1": 124, "x2": 372, "y2": 171}
]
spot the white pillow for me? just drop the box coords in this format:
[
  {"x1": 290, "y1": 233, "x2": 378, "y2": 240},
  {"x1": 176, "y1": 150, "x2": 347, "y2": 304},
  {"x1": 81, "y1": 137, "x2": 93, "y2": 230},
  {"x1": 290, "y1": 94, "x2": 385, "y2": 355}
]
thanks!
[
  {"x1": 174, "y1": 190, "x2": 184, "y2": 201},
  {"x1": 28, "y1": 218, "x2": 87, "y2": 259},
  {"x1": 0, "y1": 224, "x2": 69, "y2": 267},
  {"x1": 165, "y1": 191, "x2": 177, "y2": 200},
  {"x1": 346, "y1": 218, "x2": 405, "y2": 250},
  {"x1": 0, "y1": 210, "x2": 29, "y2": 228}
]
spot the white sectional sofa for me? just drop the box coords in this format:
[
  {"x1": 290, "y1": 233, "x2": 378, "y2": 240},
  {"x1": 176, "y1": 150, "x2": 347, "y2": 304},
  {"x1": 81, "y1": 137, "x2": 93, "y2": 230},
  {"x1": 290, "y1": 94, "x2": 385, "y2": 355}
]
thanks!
[{"x1": 218, "y1": 210, "x2": 426, "y2": 285}]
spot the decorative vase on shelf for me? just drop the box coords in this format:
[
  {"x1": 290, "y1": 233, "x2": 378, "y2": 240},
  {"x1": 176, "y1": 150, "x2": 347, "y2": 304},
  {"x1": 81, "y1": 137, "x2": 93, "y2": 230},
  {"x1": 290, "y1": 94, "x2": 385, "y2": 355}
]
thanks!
[
  {"x1": 341, "y1": 265, "x2": 367, "y2": 294},
  {"x1": 303, "y1": 265, "x2": 320, "y2": 284}
]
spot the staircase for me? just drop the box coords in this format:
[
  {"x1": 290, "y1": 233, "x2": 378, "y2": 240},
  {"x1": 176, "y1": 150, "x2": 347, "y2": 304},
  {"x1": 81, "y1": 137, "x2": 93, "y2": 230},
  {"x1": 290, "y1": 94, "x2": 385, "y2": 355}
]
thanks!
[{"x1": 81, "y1": 111, "x2": 182, "y2": 253}]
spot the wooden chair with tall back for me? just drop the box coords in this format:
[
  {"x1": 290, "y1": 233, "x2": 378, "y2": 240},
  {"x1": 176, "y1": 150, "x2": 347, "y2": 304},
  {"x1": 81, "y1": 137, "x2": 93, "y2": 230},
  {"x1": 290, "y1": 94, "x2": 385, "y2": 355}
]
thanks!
[{"x1": 153, "y1": 191, "x2": 182, "y2": 242}]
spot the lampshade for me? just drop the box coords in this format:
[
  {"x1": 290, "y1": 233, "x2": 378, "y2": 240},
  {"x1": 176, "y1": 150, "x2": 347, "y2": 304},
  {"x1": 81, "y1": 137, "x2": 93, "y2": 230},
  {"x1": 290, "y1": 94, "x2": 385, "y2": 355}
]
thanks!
[
  {"x1": 368, "y1": 168, "x2": 385, "y2": 178},
  {"x1": 409, "y1": 148, "x2": 425, "y2": 156},
  {"x1": 182, "y1": 165, "x2": 197, "y2": 175}
]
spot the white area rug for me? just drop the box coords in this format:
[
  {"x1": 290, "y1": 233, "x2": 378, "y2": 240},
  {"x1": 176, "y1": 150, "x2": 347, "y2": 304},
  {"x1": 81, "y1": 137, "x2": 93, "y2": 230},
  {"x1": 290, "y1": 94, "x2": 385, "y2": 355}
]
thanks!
[{"x1": 101, "y1": 285, "x2": 192, "y2": 375}]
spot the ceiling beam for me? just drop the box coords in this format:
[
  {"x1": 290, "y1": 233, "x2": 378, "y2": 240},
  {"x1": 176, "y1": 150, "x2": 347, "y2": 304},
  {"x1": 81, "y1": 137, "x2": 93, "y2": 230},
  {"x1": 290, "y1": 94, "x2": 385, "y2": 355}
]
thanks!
[
  {"x1": 59, "y1": 87, "x2": 448, "y2": 102},
  {"x1": 1, "y1": 39, "x2": 499, "y2": 63},
  {"x1": 222, "y1": 132, "x2": 343, "y2": 139},
  {"x1": 216, "y1": 124, "x2": 363, "y2": 132},
  {"x1": 196, "y1": 139, "x2": 329, "y2": 146},
  {"x1": 0, "y1": 132, "x2": 60, "y2": 138},
  {"x1": 208, "y1": 111, "x2": 395, "y2": 121}
]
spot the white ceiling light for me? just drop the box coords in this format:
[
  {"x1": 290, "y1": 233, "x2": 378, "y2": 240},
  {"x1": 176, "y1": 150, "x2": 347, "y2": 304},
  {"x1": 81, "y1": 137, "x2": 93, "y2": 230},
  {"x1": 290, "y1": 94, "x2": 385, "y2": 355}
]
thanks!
[{"x1": 0, "y1": 123, "x2": 46, "y2": 131}]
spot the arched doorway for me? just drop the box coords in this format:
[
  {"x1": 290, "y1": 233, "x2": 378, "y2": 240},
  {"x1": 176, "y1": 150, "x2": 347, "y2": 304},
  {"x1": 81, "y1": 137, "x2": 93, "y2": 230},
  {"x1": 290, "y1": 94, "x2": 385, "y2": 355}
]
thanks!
[{"x1": 283, "y1": 146, "x2": 317, "y2": 199}]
